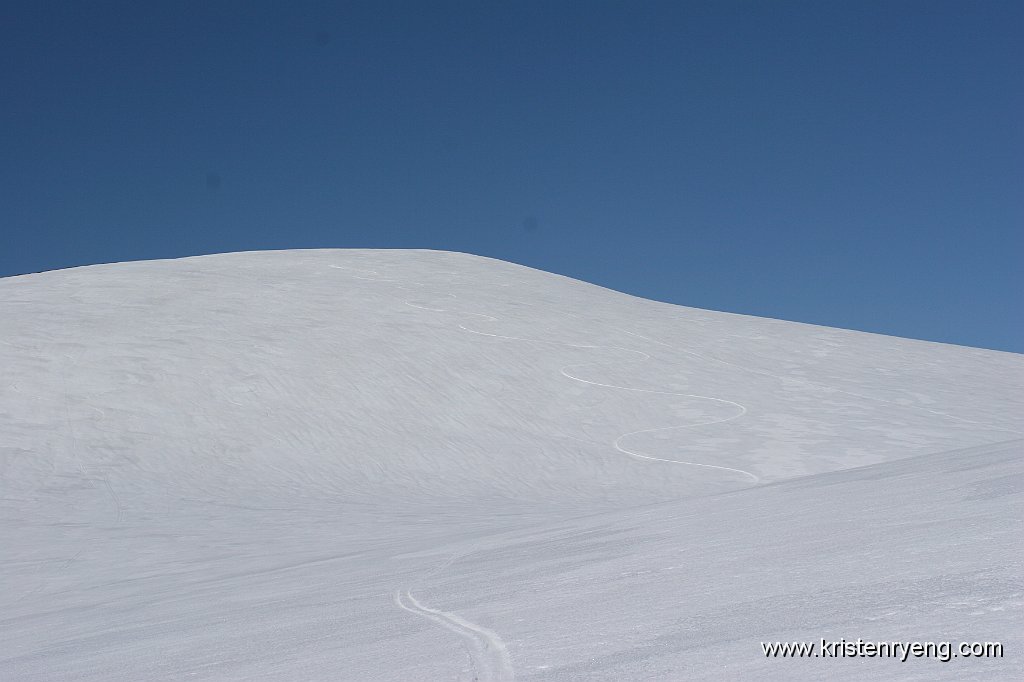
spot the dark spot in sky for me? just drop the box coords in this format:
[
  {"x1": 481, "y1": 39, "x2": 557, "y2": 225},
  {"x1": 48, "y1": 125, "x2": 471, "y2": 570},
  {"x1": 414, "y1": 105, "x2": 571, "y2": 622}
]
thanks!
[
  {"x1": 315, "y1": 31, "x2": 331, "y2": 46},
  {"x1": 206, "y1": 172, "x2": 222, "y2": 191},
  {"x1": 523, "y1": 216, "x2": 539, "y2": 233}
]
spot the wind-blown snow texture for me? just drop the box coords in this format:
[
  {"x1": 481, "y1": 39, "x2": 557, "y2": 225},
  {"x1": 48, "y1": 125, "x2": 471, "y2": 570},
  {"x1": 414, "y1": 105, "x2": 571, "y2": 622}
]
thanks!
[{"x1": 2, "y1": 249, "x2": 1021, "y2": 680}]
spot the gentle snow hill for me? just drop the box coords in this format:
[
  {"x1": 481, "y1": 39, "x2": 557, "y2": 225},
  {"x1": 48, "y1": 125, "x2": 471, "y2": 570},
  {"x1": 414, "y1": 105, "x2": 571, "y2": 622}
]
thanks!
[{"x1": 1, "y1": 249, "x2": 1021, "y2": 680}]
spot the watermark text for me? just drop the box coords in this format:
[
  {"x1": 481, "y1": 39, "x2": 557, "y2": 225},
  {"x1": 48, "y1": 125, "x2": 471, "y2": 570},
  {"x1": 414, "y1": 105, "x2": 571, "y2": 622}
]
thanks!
[{"x1": 762, "y1": 638, "x2": 1003, "y2": 663}]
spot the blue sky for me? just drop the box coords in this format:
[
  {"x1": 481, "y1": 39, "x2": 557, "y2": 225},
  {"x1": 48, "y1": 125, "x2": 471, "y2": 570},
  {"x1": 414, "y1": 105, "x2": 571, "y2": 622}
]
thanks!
[{"x1": 2, "y1": 1, "x2": 1021, "y2": 352}]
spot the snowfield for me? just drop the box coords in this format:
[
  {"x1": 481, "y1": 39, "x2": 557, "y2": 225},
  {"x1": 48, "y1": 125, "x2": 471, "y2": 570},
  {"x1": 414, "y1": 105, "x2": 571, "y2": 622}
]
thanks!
[{"x1": 1, "y1": 249, "x2": 1021, "y2": 680}]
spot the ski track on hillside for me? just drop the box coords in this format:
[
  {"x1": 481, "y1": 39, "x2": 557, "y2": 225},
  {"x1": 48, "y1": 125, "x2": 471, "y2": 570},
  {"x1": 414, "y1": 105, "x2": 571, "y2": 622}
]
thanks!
[
  {"x1": 394, "y1": 589, "x2": 515, "y2": 682},
  {"x1": 393, "y1": 545, "x2": 515, "y2": 682},
  {"x1": 449, "y1": 312, "x2": 758, "y2": 482},
  {"x1": 329, "y1": 263, "x2": 761, "y2": 681}
]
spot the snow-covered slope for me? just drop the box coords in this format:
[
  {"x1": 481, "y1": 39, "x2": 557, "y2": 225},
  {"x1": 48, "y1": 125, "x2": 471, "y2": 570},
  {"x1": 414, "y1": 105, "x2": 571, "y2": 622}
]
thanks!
[{"x1": 2, "y1": 249, "x2": 1021, "y2": 680}]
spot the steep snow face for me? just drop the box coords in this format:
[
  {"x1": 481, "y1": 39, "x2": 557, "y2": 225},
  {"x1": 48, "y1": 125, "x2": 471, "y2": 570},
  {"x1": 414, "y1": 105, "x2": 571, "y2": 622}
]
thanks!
[{"x1": 1, "y1": 250, "x2": 1021, "y2": 680}]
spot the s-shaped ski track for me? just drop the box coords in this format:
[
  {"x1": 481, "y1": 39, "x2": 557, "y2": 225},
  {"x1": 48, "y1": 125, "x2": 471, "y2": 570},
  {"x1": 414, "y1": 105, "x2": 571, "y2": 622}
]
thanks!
[{"x1": 394, "y1": 589, "x2": 515, "y2": 682}]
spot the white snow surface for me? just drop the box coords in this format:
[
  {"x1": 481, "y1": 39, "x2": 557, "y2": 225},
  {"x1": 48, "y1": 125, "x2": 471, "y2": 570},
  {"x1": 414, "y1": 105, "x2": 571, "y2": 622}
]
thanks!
[{"x1": 1, "y1": 249, "x2": 1022, "y2": 680}]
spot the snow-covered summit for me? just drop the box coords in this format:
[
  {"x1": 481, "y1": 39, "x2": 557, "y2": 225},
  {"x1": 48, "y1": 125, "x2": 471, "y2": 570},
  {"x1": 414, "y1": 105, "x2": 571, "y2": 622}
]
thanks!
[{"x1": 2, "y1": 250, "x2": 1021, "y2": 680}]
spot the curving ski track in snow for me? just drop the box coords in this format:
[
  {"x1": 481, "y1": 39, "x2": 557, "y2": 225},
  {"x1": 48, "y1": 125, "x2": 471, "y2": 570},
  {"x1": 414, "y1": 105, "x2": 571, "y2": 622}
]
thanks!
[
  {"x1": 394, "y1": 589, "x2": 515, "y2": 682},
  {"x1": 450, "y1": 309, "x2": 758, "y2": 482}
]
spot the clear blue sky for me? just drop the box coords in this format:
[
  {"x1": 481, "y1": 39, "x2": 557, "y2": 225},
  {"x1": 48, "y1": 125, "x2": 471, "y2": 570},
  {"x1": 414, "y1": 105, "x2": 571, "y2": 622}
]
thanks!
[{"x1": 3, "y1": 1, "x2": 1021, "y2": 352}]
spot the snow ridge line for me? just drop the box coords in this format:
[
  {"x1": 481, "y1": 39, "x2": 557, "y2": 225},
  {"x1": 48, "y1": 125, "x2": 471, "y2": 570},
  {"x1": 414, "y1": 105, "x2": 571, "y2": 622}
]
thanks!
[{"x1": 394, "y1": 589, "x2": 515, "y2": 682}]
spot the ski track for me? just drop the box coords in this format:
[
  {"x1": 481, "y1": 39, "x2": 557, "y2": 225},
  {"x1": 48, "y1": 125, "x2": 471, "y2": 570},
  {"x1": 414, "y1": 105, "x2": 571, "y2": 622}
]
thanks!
[
  {"x1": 449, "y1": 309, "x2": 759, "y2": 482},
  {"x1": 394, "y1": 589, "x2": 515, "y2": 682},
  {"x1": 394, "y1": 546, "x2": 515, "y2": 682}
]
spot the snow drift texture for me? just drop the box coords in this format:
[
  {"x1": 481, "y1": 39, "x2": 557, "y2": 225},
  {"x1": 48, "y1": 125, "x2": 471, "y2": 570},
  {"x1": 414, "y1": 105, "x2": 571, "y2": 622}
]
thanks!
[{"x1": 1, "y1": 249, "x2": 1021, "y2": 680}]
